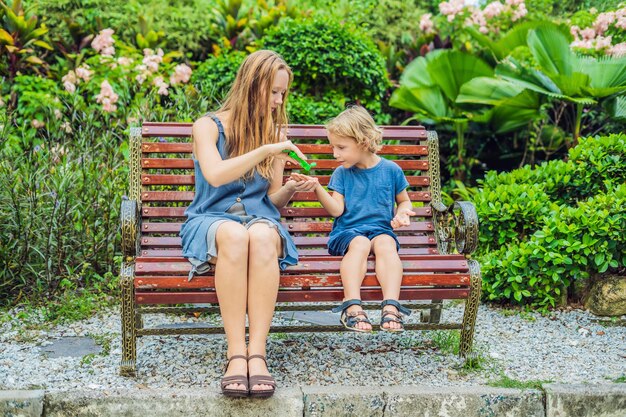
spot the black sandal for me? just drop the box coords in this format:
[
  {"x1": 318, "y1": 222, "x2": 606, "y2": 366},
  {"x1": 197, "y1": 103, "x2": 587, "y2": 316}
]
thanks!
[
  {"x1": 247, "y1": 354, "x2": 277, "y2": 399},
  {"x1": 331, "y1": 299, "x2": 373, "y2": 333},
  {"x1": 221, "y1": 355, "x2": 249, "y2": 397},
  {"x1": 380, "y1": 299, "x2": 411, "y2": 333}
]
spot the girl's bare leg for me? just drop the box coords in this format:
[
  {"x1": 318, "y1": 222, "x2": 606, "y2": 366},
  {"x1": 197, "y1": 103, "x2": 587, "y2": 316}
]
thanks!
[
  {"x1": 340, "y1": 236, "x2": 372, "y2": 331},
  {"x1": 372, "y1": 234, "x2": 403, "y2": 330},
  {"x1": 214, "y1": 222, "x2": 249, "y2": 391},
  {"x1": 246, "y1": 223, "x2": 282, "y2": 391}
]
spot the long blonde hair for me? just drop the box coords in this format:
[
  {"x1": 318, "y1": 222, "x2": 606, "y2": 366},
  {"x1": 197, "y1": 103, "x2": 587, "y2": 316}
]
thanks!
[{"x1": 219, "y1": 50, "x2": 293, "y2": 179}]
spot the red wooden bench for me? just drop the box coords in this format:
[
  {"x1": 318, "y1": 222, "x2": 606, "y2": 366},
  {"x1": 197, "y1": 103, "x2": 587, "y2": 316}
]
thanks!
[{"x1": 119, "y1": 122, "x2": 481, "y2": 376}]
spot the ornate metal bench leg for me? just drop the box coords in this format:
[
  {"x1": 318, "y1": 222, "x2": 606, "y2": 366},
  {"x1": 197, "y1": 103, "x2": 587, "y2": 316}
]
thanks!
[
  {"x1": 459, "y1": 260, "x2": 481, "y2": 358},
  {"x1": 120, "y1": 262, "x2": 137, "y2": 376}
]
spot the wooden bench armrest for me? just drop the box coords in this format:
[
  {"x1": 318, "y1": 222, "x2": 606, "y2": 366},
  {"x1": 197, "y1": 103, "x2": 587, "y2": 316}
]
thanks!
[
  {"x1": 431, "y1": 201, "x2": 479, "y2": 255},
  {"x1": 120, "y1": 199, "x2": 140, "y2": 257}
]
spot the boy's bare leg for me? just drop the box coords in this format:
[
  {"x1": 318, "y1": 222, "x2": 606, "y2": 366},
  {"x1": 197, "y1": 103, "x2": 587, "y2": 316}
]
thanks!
[
  {"x1": 247, "y1": 223, "x2": 281, "y2": 392},
  {"x1": 372, "y1": 234, "x2": 403, "y2": 330},
  {"x1": 340, "y1": 236, "x2": 372, "y2": 331},
  {"x1": 214, "y1": 222, "x2": 250, "y2": 391}
]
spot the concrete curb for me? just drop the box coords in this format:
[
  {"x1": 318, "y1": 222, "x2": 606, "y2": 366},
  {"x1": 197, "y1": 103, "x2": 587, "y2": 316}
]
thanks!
[
  {"x1": 0, "y1": 390, "x2": 44, "y2": 417},
  {"x1": 1, "y1": 384, "x2": 624, "y2": 417}
]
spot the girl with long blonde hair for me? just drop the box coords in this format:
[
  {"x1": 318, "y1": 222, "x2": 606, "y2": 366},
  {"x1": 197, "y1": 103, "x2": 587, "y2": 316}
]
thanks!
[{"x1": 180, "y1": 50, "x2": 317, "y2": 398}]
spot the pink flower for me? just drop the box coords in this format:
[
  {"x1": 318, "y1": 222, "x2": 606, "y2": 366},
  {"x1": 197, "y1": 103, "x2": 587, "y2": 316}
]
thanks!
[
  {"x1": 615, "y1": 9, "x2": 626, "y2": 30},
  {"x1": 95, "y1": 80, "x2": 119, "y2": 113},
  {"x1": 153, "y1": 76, "x2": 169, "y2": 96},
  {"x1": 439, "y1": 0, "x2": 466, "y2": 22},
  {"x1": 75, "y1": 65, "x2": 92, "y2": 82},
  {"x1": 62, "y1": 71, "x2": 77, "y2": 93},
  {"x1": 594, "y1": 35, "x2": 613, "y2": 50},
  {"x1": 100, "y1": 97, "x2": 117, "y2": 113},
  {"x1": 570, "y1": 25, "x2": 581, "y2": 39},
  {"x1": 170, "y1": 64, "x2": 192, "y2": 85},
  {"x1": 511, "y1": 2, "x2": 527, "y2": 21},
  {"x1": 609, "y1": 42, "x2": 626, "y2": 57},
  {"x1": 571, "y1": 39, "x2": 594, "y2": 49},
  {"x1": 580, "y1": 28, "x2": 596, "y2": 40},
  {"x1": 142, "y1": 48, "x2": 164, "y2": 73},
  {"x1": 465, "y1": 8, "x2": 487, "y2": 28},
  {"x1": 483, "y1": 1, "x2": 505, "y2": 19},
  {"x1": 117, "y1": 57, "x2": 134, "y2": 66},
  {"x1": 31, "y1": 119, "x2": 45, "y2": 129},
  {"x1": 419, "y1": 13, "x2": 435, "y2": 34},
  {"x1": 91, "y1": 28, "x2": 116, "y2": 57},
  {"x1": 594, "y1": 12, "x2": 615, "y2": 35}
]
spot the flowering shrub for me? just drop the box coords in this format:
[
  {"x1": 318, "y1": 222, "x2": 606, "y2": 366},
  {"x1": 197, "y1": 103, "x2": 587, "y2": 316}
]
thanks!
[
  {"x1": 426, "y1": 0, "x2": 529, "y2": 40},
  {"x1": 60, "y1": 29, "x2": 193, "y2": 114},
  {"x1": 570, "y1": 7, "x2": 626, "y2": 56}
]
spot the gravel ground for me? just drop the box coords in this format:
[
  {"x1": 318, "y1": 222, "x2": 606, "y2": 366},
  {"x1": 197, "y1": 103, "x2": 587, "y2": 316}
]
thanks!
[{"x1": 1, "y1": 302, "x2": 624, "y2": 392}]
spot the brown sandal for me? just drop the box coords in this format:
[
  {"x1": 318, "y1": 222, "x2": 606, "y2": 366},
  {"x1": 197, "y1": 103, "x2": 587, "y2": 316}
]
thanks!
[
  {"x1": 247, "y1": 354, "x2": 276, "y2": 398},
  {"x1": 221, "y1": 355, "x2": 249, "y2": 397}
]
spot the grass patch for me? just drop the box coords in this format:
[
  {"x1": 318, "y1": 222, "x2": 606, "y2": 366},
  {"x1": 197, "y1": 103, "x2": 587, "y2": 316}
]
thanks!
[
  {"x1": 459, "y1": 350, "x2": 491, "y2": 373},
  {"x1": 498, "y1": 307, "x2": 537, "y2": 322},
  {"x1": 430, "y1": 330, "x2": 460, "y2": 355},
  {"x1": 0, "y1": 280, "x2": 118, "y2": 332},
  {"x1": 612, "y1": 375, "x2": 626, "y2": 383},
  {"x1": 91, "y1": 333, "x2": 114, "y2": 356},
  {"x1": 488, "y1": 373, "x2": 553, "y2": 389}
]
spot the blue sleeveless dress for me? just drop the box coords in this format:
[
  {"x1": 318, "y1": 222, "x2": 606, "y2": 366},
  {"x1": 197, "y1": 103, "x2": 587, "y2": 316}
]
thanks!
[{"x1": 179, "y1": 114, "x2": 298, "y2": 271}]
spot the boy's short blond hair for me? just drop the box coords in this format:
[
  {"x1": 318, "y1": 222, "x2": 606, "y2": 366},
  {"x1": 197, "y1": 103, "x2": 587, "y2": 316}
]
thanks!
[{"x1": 326, "y1": 105, "x2": 383, "y2": 153}]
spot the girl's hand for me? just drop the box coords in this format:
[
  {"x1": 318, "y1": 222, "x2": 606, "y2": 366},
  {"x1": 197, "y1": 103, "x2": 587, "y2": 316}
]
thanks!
[
  {"x1": 288, "y1": 173, "x2": 319, "y2": 192},
  {"x1": 266, "y1": 141, "x2": 307, "y2": 165},
  {"x1": 391, "y1": 208, "x2": 416, "y2": 229}
]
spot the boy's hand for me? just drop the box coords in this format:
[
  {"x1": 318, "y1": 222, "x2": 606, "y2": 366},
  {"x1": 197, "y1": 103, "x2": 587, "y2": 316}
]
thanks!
[
  {"x1": 287, "y1": 172, "x2": 319, "y2": 192},
  {"x1": 391, "y1": 208, "x2": 416, "y2": 229}
]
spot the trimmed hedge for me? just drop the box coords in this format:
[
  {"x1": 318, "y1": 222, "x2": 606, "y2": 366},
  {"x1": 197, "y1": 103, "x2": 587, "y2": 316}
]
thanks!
[{"x1": 475, "y1": 134, "x2": 626, "y2": 308}]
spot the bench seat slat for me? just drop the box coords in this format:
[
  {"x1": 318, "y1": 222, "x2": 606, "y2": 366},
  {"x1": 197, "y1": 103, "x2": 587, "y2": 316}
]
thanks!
[
  {"x1": 135, "y1": 273, "x2": 470, "y2": 290},
  {"x1": 140, "y1": 221, "x2": 434, "y2": 234},
  {"x1": 139, "y1": 247, "x2": 440, "y2": 257},
  {"x1": 140, "y1": 235, "x2": 438, "y2": 248},
  {"x1": 134, "y1": 259, "x2": 469, "y2": 275},
  {"x1": 135, "y1": 288, "x2": 469, "y2": 304}
]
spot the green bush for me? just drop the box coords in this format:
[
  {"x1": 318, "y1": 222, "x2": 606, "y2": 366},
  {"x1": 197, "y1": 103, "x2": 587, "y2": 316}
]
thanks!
[
  {"x1": 480, "y1": 185, "x2": 626, "y2": 308},
  {"x1": 0, "y1": 109, "x2": 127, "y2": 305},
  {"x1": 191, "y1": 50, "x2": 247, "y2": 106},
  {"x1": 261, "y1": 16, "x2": 390, "y2": 118},
  {"x1": 287, "y1": 91, "x2": 345, "y2": 125},
  {"x1": 475, "y1": 133, "x2": 626, "y2": 309}
]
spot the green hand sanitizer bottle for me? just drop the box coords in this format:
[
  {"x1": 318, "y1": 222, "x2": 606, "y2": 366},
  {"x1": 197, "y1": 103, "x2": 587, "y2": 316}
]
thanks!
[{"x1": 283, "y1": 150, "x2": 317, "y2": 173}]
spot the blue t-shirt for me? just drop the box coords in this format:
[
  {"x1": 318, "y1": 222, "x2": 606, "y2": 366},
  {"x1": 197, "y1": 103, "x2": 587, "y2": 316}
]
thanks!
[{"x1": 327, "y1": 157, "x2": 409, "y2": 236}]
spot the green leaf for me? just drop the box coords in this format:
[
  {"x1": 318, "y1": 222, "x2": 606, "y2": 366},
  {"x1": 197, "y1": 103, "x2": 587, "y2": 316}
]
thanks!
[
  {"x1": 594, "y1": 252, "x2": 605, "y2": 267},
  {"x1": 0, "y1": 29, "x2": 14, "y2": 45},
  {"x1": 456, "y1": 77, "x2": 524, "y2": 106},
  {"x1": 527, "y1": 26, "x2": 575, "y2": 77},
  {"x1": 426, "y1": 50, "x2": 493, "y2": 102}
]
